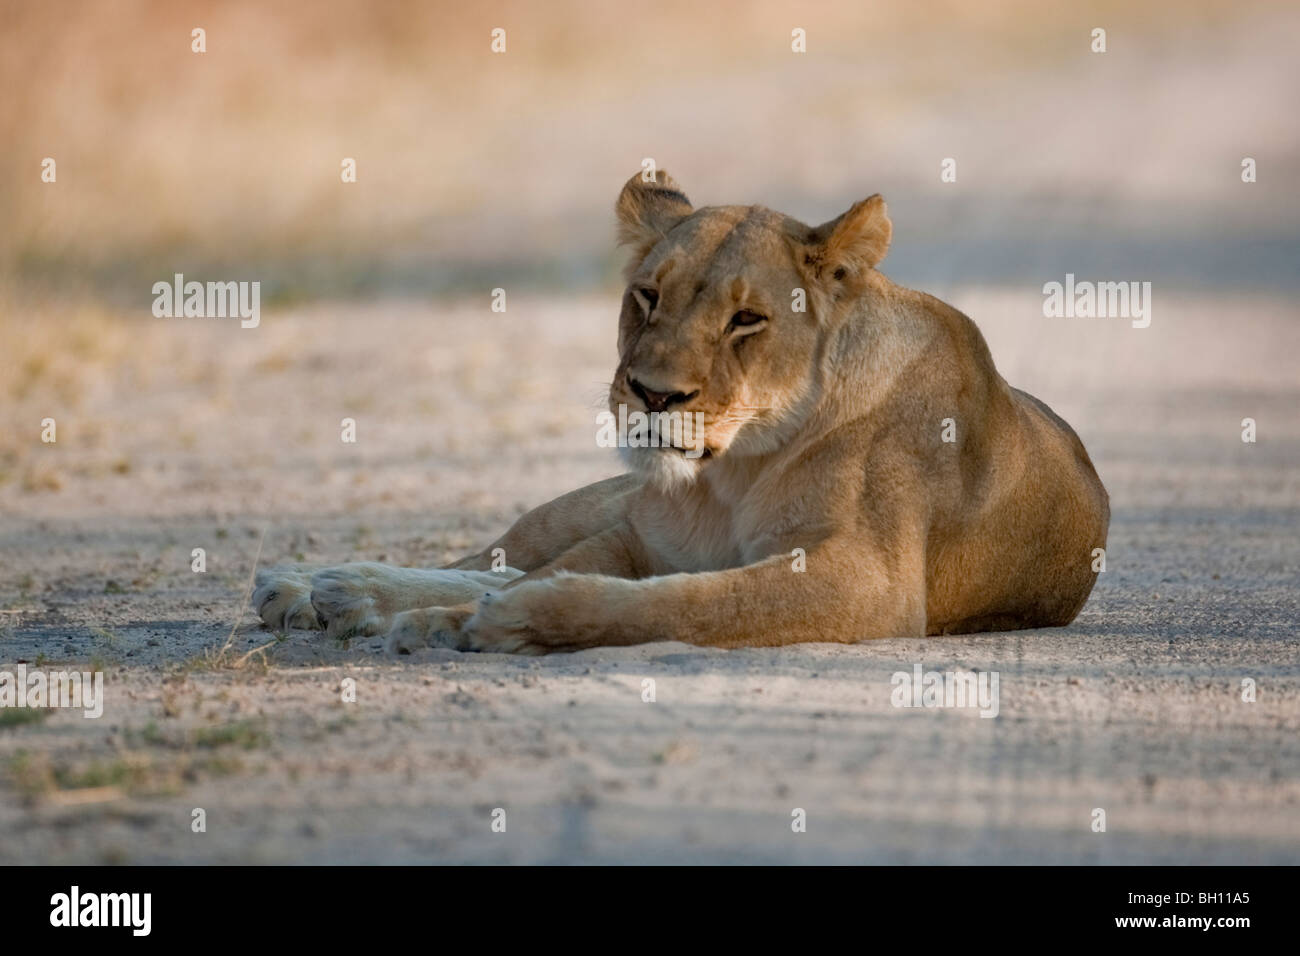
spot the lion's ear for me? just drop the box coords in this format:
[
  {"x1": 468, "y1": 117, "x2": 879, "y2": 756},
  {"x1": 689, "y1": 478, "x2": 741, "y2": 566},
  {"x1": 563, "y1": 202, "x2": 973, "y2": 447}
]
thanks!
[
  {"x1": 615, "y1": 169, "x2": 693, "y2": 257},
  {"x1": 808, "y1": 194, "x2": 891, "y2": 274}
]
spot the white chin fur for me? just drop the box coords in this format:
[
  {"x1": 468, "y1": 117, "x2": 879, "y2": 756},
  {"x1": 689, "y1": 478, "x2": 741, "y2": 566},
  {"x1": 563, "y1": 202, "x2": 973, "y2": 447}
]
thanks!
[{"x1": 619, "y1": 445, "x2": 702, "y2": 493}]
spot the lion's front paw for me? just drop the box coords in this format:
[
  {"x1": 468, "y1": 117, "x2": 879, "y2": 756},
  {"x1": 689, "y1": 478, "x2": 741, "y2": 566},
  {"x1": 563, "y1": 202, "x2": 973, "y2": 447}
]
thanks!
[
  {"x1": 460, "y1": 586, "x2": 557, "y2": 655},
  {"x1": 384, "y1": 605, "x2": 476, "y2": 656},
  {"x1": 252, "y1": 566, "x2": 322, "y2": 631},
  {"x1": 309, "y1": 565, "x2": 397, "y2": 640},
  {"x1": 462, "y1": 576, "x2": 636, "y2": 654}
]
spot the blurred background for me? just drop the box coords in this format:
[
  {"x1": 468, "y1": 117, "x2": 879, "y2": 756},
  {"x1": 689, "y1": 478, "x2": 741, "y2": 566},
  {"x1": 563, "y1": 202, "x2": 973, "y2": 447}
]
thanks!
[{"x1": 3, "y1": 0, "x2": 1297, "y2": 300}]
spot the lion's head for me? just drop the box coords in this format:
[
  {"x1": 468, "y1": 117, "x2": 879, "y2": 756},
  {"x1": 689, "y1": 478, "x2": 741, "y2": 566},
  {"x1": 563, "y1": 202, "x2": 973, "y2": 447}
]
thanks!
[{"x1": 608, "y1": 168, "x2": 893, "y2": 490}]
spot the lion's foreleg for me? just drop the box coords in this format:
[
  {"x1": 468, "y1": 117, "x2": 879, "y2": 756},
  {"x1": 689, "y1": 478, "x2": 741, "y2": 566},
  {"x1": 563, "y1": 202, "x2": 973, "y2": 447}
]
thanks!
[
  {"x1": 446, "y1": 474, "x2": 640, "y2": 572},
  {"x1": 255, "y1": 562, "x2": 523, "y2": 640},
  {"x1": 384, "y1": 522, "x2": 648, "y2": 653},
  {"x1": 455, "y1": 538, "x2": 927, "y2": 653}
]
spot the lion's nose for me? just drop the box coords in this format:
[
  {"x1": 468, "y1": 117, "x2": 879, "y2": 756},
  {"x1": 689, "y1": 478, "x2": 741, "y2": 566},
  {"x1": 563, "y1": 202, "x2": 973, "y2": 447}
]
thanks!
[{"x1": 627, "y1": 375, "x2": 698, "y2": 414}]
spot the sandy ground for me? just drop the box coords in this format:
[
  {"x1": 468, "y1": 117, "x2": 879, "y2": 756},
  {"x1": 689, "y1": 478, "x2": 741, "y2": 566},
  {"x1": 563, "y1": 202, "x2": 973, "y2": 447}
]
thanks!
[{"x1": 1, "y1": 290, "x2": 1297, "y2": 864}]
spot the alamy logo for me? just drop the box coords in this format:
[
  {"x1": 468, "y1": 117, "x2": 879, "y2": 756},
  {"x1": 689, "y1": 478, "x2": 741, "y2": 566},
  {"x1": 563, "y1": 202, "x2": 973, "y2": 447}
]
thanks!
[
  {"x1": 597, "y1": 404, "x2": 707, "y2": 459},
  {"x1": 0, "y1": 665, "x2": 104, "y2": 718},
  {"x1": 152, "y1": 273, "x2": 260, "y2": 328},
  {"x1": 1042, "y1": 273, "x2": 1151, "y2": 328},
  {"x1": 50, "y1": 886, "x2": 151, "y2": 936},
  {"x1": 890, "y1": 663, "x2": 999, "y2": 718}
]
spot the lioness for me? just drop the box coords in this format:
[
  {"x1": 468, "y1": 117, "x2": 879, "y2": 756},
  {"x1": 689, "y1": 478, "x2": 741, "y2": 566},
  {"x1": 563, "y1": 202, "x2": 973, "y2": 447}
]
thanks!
[{"x1": 253, "y1": 170, "x2": 1109, "y2": 654}]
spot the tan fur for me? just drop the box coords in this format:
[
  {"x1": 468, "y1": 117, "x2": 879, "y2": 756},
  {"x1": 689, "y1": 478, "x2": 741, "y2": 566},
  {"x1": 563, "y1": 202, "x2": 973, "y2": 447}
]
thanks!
[{"x1": 254, "y1": 170, "x2": 1109, "y2": 654}]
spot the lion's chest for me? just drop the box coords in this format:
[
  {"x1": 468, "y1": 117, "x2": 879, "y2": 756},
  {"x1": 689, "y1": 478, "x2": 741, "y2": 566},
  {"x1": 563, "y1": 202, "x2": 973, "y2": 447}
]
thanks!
[{"x1": 633, "y1": 482, "x2": 779, "y2": 574}]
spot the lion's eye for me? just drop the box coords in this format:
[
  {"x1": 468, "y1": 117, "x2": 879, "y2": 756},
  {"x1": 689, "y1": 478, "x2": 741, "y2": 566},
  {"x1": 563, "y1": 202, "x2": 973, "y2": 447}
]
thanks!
[
  {"x1": 728, "y1": 310, "x2": 767, "y2": 331},
  {"x1": 634, "y1": 288, "x2": 659, "y2": 313}
]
